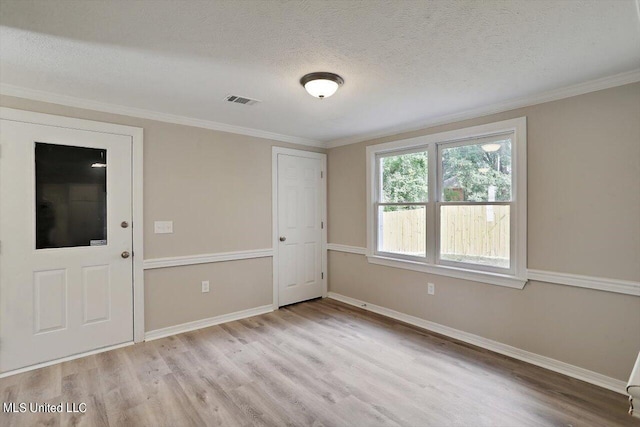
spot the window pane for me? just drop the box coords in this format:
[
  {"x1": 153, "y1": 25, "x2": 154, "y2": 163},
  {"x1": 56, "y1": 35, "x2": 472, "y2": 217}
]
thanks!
[
  {"x1": 440, "y1": 205, "x2": 510, "y2": 268},
  {"x1": 35, "y1": 143, "x2": 107, "y2": 249},
  {"x1": 380, "y1": 151, "x2": 428, "y2": 202},
  {"x1": 441, "y1": 138, "x2": 511, "y2": 202},
  {"x1": 378, "y1": 205, "x2": 426, "y2": 257}
]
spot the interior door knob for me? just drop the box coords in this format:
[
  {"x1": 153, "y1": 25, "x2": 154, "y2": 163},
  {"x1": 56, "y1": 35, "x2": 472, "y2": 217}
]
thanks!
[
  {"x1": 121, "y1": 221, "x2": 129, "y2": 228},
  {"x1": 121, "y1": 251, "x2": 130, "y2": 259},
  {"x1": 279, "y1": 236, "x2": 286, "y2": 242}
]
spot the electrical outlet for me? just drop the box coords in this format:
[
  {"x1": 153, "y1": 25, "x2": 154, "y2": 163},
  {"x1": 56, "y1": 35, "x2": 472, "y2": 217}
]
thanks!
[
  {"x1": 201, "y1": 280, "x2": 210, "y2": 293},
  {"x1": 427, "y1": 282, "x2": 435, "y2": 295}
]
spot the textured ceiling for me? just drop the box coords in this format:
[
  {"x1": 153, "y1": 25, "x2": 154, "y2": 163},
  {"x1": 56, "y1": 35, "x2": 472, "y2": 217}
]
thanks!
[{"x1": 1, "y1": 0, "x2": 639, "y2": 144}]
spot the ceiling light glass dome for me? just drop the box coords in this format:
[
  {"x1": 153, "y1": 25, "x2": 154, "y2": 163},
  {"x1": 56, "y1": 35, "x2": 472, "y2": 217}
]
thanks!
[{"x1": 300, "y1": 72, "x2": 344, "y2": 99}]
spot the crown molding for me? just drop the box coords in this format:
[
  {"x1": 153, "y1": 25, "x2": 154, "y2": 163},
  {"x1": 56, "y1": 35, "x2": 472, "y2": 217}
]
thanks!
[
  {"x1": 327, "y1": 69, "x2": 640, "y2": 148},
  {"x1": 0, "y1": 83, "x2": 326, "y2": 148},
  {"x1": 3, "y1": 68, "x2": 638, "y2": 150}
]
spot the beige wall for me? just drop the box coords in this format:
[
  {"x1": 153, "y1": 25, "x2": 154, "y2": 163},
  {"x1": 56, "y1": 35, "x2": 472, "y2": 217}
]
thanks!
[
  {"x1": 327, "y1": 82, "x2": 640, "y2": 381},
  {"x1": 2, "y1": 82, "x2": 638, "y2": 380},
  {"x1": 145, "y1": 258, "x2": 272, "y2": 331},
  {"x1": 0, "y1": 94, "x2": 324, "y2": 331}
]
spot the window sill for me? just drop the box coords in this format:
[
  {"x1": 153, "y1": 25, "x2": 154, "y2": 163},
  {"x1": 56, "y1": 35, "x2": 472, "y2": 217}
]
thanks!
[{"x1": 366, "y1": 255, "x2": 527, "y2": 289}]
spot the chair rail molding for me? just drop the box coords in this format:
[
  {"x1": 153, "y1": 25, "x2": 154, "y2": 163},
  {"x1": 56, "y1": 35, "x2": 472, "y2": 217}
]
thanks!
[
  {"x1": 527, "y1": 269, "x2": 640, "y2": 297},
  {"x1": 327, "y1": 244, "x2": 640, "y2": 296},
  {"x1": 326, "y1": 243, "x2": 367, "y2": 255},
  {"x1": 143, "y1": 248, "x2": 273, "y2": 270}
]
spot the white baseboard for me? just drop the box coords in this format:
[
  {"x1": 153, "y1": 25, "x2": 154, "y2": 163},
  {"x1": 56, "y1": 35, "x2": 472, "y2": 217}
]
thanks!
[
  {"x1": 0, "y1": 341, "x2": 134, "y2": 379},
  {"x1": 144, "y1": 304, "x2": 274, "y2": 341},
  {"x1": 1, "y1": 305, "x2": 274, "y2": 377},
  {"x1": 327, "y1": 292, "x2": 627, "y2": 395}
]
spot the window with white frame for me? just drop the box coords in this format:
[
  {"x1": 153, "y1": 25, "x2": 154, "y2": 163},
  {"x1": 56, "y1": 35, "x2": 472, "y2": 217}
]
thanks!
[{"x1": 366, "y1": 117, "x2": 527, "y2": 288}]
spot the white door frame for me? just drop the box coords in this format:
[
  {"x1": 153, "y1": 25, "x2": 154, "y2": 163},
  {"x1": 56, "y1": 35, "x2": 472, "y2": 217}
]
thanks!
[
  {"x1": 272, "y1": 146, "x2": 327, "y2": 309},
  {"x1": 0, "y1": 107, "x2": 145, "y2": 343}
]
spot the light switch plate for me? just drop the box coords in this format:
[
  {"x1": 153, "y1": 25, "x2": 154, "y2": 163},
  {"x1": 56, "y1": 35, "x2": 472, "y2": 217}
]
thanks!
[{"x1": 154, "y1": 221, "x2": 173, "y2": 234}]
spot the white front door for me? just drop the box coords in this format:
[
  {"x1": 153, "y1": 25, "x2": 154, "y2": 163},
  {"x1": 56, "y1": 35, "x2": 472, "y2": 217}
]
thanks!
[
  {"x1": 0, "y1": 119, "x2": 134, "y2": 373},
  {"x1": 276, "y1": 152, "x2": 325, "y2": 306}
]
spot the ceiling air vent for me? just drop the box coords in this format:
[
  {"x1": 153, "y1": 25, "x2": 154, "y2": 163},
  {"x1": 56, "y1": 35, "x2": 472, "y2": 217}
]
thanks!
[{"x1": 224, "y1": 95, "x2": 260, "y2": 106}]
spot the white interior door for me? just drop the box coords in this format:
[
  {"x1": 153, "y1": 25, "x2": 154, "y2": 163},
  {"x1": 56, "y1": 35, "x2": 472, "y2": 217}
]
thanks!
[
  {"x1": 0, "y1": 119, "x2": 134, "y2": 373},
  {"x1": 277, "y1": 152, "x2": 324, "y2": 306}
]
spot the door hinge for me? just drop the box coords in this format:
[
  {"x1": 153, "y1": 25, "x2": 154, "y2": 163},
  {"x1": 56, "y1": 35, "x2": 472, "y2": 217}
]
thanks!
[
  {"x1": 321, "y1": 171, "x2": 323, "y2": 179},
  {"x1": 321, "y1": 272, "x2": 324, "y2": 279},
  {"x1": 321, "y1": 221, "x2": 324, "y2": 229}
]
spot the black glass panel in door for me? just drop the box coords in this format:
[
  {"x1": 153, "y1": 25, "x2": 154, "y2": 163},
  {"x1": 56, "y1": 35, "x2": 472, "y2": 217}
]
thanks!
[{"x1": 35, "y1": 143, "x2": 107, "y2": 249}]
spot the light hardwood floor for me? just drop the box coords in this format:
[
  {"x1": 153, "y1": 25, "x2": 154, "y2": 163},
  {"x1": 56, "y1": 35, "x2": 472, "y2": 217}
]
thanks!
[{"x1": 0, "y1": 298, "x2": 637, "y2": 426}]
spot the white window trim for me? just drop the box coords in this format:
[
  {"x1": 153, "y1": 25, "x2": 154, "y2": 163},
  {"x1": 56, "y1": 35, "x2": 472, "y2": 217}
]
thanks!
[{"x1": 365, "y1": 117, "x2": 527, "y2": 289}]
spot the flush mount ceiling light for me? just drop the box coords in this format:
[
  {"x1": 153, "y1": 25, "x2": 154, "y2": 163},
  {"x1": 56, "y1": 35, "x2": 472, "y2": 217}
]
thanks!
[
  {"x1": 300, "y1": 72, "x2": 344, "y2": 99},
  {"x1": 481, "y1": 143, "x2": 502, "y2": 152}
]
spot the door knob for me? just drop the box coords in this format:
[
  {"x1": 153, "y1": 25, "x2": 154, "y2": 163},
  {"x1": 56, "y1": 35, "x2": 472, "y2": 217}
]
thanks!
[
  {"x1": 121, "y1": 251, "x2": 130, "y2": 259},
  {"x1": 279, "y1": 236, "x2": 286, "y2": 242},
  {"x1": 121, "y1": 221, "x2": 129, "y2": 228}
]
